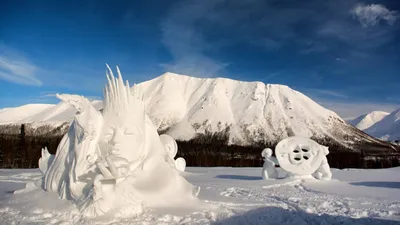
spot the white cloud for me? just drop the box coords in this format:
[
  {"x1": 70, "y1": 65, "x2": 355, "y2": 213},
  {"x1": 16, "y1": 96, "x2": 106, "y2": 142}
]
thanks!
[
  {"x1": 39, "y1": 91, "x2": 101, "y2": 102},
  {"x1": 0, "y1": 44, "x2": 43, "y2": 86},
  {"x1": 307, "y1": 89, "x2": 348, "y2": 98},
  {"x1": 351, "y1": 3, "x2": 398, "y2": 27}
]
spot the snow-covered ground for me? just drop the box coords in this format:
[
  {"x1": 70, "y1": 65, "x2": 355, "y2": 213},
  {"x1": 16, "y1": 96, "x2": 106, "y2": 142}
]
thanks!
[{"x1": 1, "y1": 167, "x2": 399, "y2": 224}]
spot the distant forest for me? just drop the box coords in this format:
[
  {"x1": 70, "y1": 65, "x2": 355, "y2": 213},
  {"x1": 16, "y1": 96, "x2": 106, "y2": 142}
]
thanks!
[{"x1": 0, "y1": 124, "x2": 399, "y2": 169}]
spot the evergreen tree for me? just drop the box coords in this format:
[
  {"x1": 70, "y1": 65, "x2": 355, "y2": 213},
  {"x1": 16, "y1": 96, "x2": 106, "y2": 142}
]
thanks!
[
  {"x1": 0, "y1": 137, "x2": 4, "y2": 167},
  {"x1": 13, "y1": 124, "x2": 26, "y2": 168}
]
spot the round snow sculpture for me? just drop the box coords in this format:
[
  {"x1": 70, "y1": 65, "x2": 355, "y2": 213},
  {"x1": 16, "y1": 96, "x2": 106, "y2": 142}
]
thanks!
[
  {"x1": 275, "y1": 136, "x2": 326, "y2": 176},
  {"x1": 160, "y1": 134, "x2": 187, "y2": 172},
  {"x1": 160, "y1": 134, "x2": 178, "y2": 159},
  {"x1": 175, "y1": 157, "x2": 186, "y2": 173}
]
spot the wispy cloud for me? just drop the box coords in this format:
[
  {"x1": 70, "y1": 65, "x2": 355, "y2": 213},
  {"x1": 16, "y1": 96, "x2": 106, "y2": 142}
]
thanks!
[
  {"x1": 160, "y1": 0, "x2": 228, "y2": 77},
  {"x1": 351, "y1": 3, "x2": 398, "y2": 28},
  {"x1": 161, "y1": 0, "x2": 400, "y2": 76},
  {"x1": 0, "y1": 44, "x2": 43, "y2": 86},
  {"x1": 307, "y1": 89, "x2": 348, "y2": 98},
  {"x1": 39, "y1": 91, "x2": 101, "y2": 101}
]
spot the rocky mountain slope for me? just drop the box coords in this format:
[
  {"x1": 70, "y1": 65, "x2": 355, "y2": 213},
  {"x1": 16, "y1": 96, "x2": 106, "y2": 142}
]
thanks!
[{"x1": 0, "y1": 73, "x2": 397, "y2": 155}]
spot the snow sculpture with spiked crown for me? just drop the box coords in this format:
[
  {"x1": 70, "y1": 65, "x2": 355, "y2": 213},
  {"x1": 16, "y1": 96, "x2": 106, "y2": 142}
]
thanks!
[{"x1": 39, "y1": 65, "x2": 199, "y2": 218}]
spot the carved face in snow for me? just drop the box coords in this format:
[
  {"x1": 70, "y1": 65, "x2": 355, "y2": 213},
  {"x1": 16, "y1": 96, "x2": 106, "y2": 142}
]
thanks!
[
  {"x1": 275, "y1": 137, "x2": 328, "y2": 176},
  {"x1": 99, "y1": 67, "x2": 147, "y2": 163},
  {"x1": 99, "y1": 112, "x2": 145, "y2": 162}
]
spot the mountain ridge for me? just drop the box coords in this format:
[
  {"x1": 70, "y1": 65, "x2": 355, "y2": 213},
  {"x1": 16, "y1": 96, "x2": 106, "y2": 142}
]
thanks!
[
  {"x1": 365, "y1": 108, "x2": 400, "y2": 141},
  {"x1": 349, "y1": 111, "x2": 390, "y2": 130},
  {"x1": 0, "y1": 73, "x2": 397, "y2": 155}
]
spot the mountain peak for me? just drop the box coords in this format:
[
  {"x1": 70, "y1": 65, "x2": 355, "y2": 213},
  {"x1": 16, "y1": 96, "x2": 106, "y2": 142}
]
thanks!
[
  {"x1": 365, "y1": 107, "x2": 400, "y2": 141},
  {"x1": 2, "y1": 74, "x2": 395, "y2": 150}
]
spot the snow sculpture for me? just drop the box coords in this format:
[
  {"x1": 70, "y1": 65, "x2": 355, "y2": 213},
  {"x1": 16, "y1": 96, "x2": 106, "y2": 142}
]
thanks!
[
  {"x1": 275, "y1": 136, "x2": 331, "y2": 179},
  {"x1": 312, "y1": 146, "x2": 332, "y2": 180},
  {"x1": 261, "y1": 148, "x2": 278, "y2": 179},
  {"x1": 175, "y1": 157, "x2": 187, "y2": 173},
  {"x1": 160, "y1": 134, "x2": 187, "y2": 172},
  {"x1": 38, "y1": 147, "x2": 54, "y2": 175},
  {"x1": 39, "y1": 65, "x2": 199, "y2": 218}
]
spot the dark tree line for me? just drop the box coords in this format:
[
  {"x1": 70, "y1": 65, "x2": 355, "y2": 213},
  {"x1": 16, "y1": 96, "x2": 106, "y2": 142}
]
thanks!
[
  {"x1": 0, "y1": 124, "x2": 63, "y2": 168},
  {"x1": 175, "y1": 130, "x2": 400, "y2": 169},
  {"x1": 0, "y1": 124, "x2": 399, "y2": 169}
]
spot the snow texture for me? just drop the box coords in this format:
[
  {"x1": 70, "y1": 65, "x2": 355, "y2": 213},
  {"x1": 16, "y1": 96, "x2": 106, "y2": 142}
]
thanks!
[
  {"x1": 1, "y1": 167, "x2": 400, "y2": 224},
  {"x1": 275, "y1": 136, "x2": 331, "y2": 178},
  {"x1": 38, "y1": 66, "x2": 199, "y2": 218}
]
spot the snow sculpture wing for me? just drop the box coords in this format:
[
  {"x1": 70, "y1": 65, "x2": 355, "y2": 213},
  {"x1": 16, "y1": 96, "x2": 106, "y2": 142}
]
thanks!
[
  {"x1": 56, "y1": 93, "x2": 103, "y2": 181},
  {"x1": 275, "y1": 136, "x2": 326, "y2": 176}
]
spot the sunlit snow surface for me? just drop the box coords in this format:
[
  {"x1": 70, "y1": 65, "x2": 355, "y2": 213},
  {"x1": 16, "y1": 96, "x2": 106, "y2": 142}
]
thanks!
[{"x1": 1, "y1": 167, "x2": 400, "y2": 224}]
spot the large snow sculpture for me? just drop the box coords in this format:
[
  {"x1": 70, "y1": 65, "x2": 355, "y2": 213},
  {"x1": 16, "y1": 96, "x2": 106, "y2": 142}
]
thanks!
[
  {"x1": 275, "y1": 136, "x2": 331, "y2": 179},
  {"x1": 261, "y1": 148, "x2": 278, "y2": 179},
  {"x1": 39, "y1": 65, "x2": 199, "y2": 218},
  {"x1": 160, "y1": 134, "x2": 187, "y2": 172}
]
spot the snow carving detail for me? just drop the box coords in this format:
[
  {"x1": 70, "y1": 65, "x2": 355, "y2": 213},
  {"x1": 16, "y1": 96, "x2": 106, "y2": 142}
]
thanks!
[
  {"x1": 274, "y1": 136, "x2": 332, "y2": 179},
  {"x1": 39, "y1": 65, "x2": 198, "y2": 218},
  {"x1": 159, "y1": 134, "x2": 186, "y2": 172},
  {"x1": 261, "y1": 148, "x2": 278, "y2": 179}
]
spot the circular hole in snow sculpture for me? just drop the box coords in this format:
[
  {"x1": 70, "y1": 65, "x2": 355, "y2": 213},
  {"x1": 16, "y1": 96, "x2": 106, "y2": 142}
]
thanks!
[
  {"x1": 293, "y1": 150, "x2": 300, "y2": 153},
  {"x1": 275, "y1": 136, "x2": 326, "y2": 176}
]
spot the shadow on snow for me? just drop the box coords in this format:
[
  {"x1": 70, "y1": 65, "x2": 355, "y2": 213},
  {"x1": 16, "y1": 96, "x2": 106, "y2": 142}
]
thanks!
[
  {"x1": 211, "y1": 206, "x2": 398, "y2": 225},
  {"x1": 214, "y1": 175, "x2": 262, "y2": 180},
  {"x1": 350, "y1": 181, "x2": 400, "y2": 189}
]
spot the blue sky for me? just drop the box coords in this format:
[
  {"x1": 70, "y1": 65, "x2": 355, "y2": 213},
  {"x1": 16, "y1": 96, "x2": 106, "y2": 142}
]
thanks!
[{"x1": 1, "y1": 0, "x2": 399, "y2": 119}]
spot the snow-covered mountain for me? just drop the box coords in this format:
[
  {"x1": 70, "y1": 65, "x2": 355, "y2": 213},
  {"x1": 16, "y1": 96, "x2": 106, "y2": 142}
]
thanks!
[
  {"x1": 349, "y1": 111, "x2": 389, "y2": 130},
  {"x1": 139, "y1": 73, "x2": 360, "y2": 146},
  {"x1": 0, "y1": 104, "x2": 55, "y2": 124},
  {"x1": 365, "y1": 108, "x2": 400, "y2": 141},
  {"x1": 0, "y1": 101, "x2": 103, "y2": 127},
  {"x1": 0, "y1": 73, "x2": 396, "y2": 153}
]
